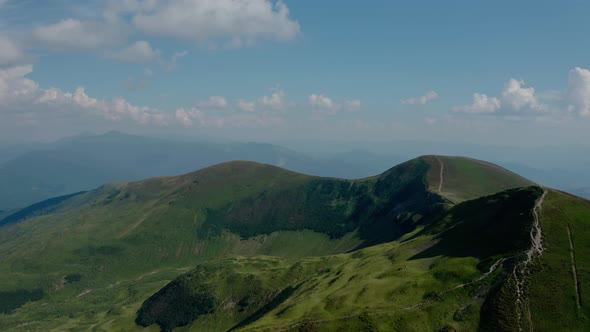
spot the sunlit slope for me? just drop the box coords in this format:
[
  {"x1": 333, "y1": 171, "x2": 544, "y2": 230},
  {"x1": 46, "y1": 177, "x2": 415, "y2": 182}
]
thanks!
[
  {"x1": 525, "y1": 190, "x2": 590, "y2": 331},
  {"x1": 136, "y1": 187, "x2": 545, "y2": 331},
  {"x1": 0, "y1": 158, "x2": 442, "y2": 330},
  {"x1": 0, "y1": 156, "x2": 544, "y2": 331},
  {"x1": 422, "y1": 155, "x2": 534, "y2": 203},
  {"x1": 135, "y1": 187, "x2": 590, "y2": 332}
]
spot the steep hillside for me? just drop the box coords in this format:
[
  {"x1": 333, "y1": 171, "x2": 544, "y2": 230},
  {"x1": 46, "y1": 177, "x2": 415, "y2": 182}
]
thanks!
[
  {"x1": 135, "y1": 186, "x2": 590, "y2": 332},
  {"x1": 135, "y1": 187, "x2": 543, "y2": 331},
  {"x1": 0, "y1": 156, "x2": 559, "y2": 331}
]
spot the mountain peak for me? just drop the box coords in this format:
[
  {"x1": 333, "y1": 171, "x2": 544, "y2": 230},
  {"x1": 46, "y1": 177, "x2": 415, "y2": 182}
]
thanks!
[{"x1": 418, "y1": 155, "x2": 535, "y2": 203}]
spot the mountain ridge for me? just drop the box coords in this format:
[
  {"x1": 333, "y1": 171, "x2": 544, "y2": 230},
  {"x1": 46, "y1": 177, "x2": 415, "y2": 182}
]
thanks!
[{"x1": 0, "y1": 155, "x2": 587, "y2": 331}]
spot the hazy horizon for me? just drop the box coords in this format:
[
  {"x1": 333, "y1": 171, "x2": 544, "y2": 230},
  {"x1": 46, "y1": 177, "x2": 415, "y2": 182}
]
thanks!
[{"x1": 1, "y1": 1, "x2": 590, "y2": 146}]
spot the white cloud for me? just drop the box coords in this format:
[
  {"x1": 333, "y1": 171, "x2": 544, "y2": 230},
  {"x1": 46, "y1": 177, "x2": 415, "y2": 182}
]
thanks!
[
  {"x1": 567, "y1": 67, "x2": 590, "y2": 117},
  {"x1": 197, "y1": 96, "x2": 228, "y2": 109},
  {"x1": 176, "y1": 107, "x2": 198, "y2": 126},
  {"x1": 401, "y1": 90, "x2": 438, "y2": 105},
  {"x1": 0, "y1": 65, "x2": 38, "y2": 103},
  {"x1": 308, "y1": 94, "x2": 361, "y2": 114},
  {"x1": 104, "y1": 40, "x2": 160, "y2": 63},
  {"x1": 38, "y1": 86, "x2": 169, "y2": 125},
  {"x1": 0, "y1": 35, "x2": 25, "y2": 67},
  {"x1": 455, "y1": 78, "x2": 547, "y2": 115},
  {"x1": 144, "y1": 68, "x2": 153, "y2": 77},
  {"x1": 453, "y1": 93, "x2": 501, "y2": 113},
  {"x1": 129, "y1": 0, "x2": 300, "y2": 47},
  {"x1": 236, "y1": 99, "x2": 256, "y2": 112},
  {"x1": 309, "y1": 94, "x2": 333, "y2": 109},
  {"x1": 260, "y1": 88, "x2": 286, "y2": 110},
  {"x1": 33, "y1": 19, "x2": 125, "y2": 50},
  {"x1": 501, "y1": 79, "x2": 545, "y2": 111},
  {"x1": 0, "y1": 64, "x2": 168, "y2": 125}
]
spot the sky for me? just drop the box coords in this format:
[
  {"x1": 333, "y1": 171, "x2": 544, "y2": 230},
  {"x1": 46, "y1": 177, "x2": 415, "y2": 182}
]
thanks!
[{"x1": 1, "y1": 0, "x2": 590, "y2": 145}]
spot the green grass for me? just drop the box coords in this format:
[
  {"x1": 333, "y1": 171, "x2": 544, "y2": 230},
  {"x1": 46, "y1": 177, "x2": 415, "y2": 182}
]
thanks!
[
  {"x1": 135, "y1": 187, "x2": 544, "y2": 331},
  {"x1": 422, "y1": 155, "x2": 534, "y2": 203},
  {"x1": 525, "y1": 190, "x2": 590, "y2": 331},
  {"x1": 0, "y1": 156, "x2": 562, "y2": 331}
]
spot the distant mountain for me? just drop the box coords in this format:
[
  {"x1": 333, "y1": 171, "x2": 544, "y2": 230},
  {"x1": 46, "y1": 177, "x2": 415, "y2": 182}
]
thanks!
[
  {"x1": 0, "y1": 131, "x2": 398, "y2": 210},
  {"x1": 2, "y1": 156, "x2": 581, "y2": 332}
]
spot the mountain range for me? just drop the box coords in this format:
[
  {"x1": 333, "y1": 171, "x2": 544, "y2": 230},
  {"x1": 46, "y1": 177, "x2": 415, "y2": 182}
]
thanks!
[
  {"x1": 2, "y1": 132, "x2": 589, "y2": 214},
  {"x1": 0, "y1": 155, "x2": 587, "y2": 331},
  {"x1": 0, "y1": 131, "x2": 400, "y2": 211}
]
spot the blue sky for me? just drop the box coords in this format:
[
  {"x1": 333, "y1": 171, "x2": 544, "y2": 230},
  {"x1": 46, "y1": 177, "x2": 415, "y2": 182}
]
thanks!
[{"x1": 1, "y1": 0, "x2": 589, "y2": 145}]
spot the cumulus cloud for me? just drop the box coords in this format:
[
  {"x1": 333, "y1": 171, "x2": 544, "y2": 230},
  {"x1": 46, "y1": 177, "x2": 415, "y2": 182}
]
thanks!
[
  {"x1": 0, "y1": 65, "x2": 38, "y2": 103},
  {"x1": 33, "y1": 19, "x2": 125, "y2": 50},
  {"x1": 309, "y1": 94, "x2": 333, "y2": 109},
  {"x1": 501, "y1": 79, "x2": 545, "y2": 111},
  {"x1": 260, "y1": 88, "x2": 287, "y2": 111},
  {"x1": 567, "y1": 67, "x2": 590, "y2": 117},
  {"x1": 175, "y1": 107, "x2": 204, "y2": 127},
  {"x1": 0, "y1": 64, "x2": 168, "y2": 125},
  {"x1": 401, "y1": 90, "x2": 438, "y2": 105},
  {"x1": 453, "y1": 93, "x2": 501, "y2": 113},
  {"x1": 104, "y1": 40, "x2": 160, "y2": 63},
  {"x1": 129, "y1": 0, "x2": 300, "y2": 47},
  {"x1": 0, "y1": 35, "x2": 25, "y2": 67},
  {"x1": 454, "y1": 78, "x2": 546, "y2": 115},
  {"x1": 197, "y1": 96, "x2": 228, "y2": 109},
  {"x1": 308, "y1": 94, "x2": 361, "y2": 114},
  {"x1": 38, "y1": 86, "x2": 169, "y2": 124},
  {"x1": 236, "y1": 99, "x2": 256, "y2": 112}
]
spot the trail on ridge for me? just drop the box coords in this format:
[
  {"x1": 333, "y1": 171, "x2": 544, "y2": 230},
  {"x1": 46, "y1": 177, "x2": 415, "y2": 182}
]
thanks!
[
  {"x1": 513, "y1": 189, "x2": 546, "y2": 332},
  {"x1": 567, "y1": 224, "x2": 582, "y2": 310},
  {"x1": 435, "y1": 156, "x2": 444, "y2": 193}
]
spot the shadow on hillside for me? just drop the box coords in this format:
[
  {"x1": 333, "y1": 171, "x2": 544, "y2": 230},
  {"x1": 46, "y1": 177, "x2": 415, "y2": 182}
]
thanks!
[{"x1": 409, "y1": 186, "x2": 542, "y2": 262}]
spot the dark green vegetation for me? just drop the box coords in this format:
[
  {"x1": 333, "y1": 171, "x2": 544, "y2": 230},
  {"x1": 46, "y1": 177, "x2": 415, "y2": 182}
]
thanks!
[
  {"x1": 0, "y1": 155, "x2": 587, "y2": 331},
  {"x1": 0, "y1": 289, "x2": 43, "y2": 314}
]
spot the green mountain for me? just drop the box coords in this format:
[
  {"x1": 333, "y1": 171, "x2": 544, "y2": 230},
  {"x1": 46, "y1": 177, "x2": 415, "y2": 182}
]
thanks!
[
  {"x1": 0, "y1": 131, "x2": 398, "y2": 211},
  {"x1": 0, "y1": 156, "x2": 587, "y2": 331}
]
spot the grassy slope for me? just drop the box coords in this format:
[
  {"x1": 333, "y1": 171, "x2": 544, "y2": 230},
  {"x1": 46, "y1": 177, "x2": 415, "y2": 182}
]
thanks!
[
  {"x1": 0, "y1": 158, "x2": 437, "y2": 330},
  {"x1": 0, "y1": 156, "x2": 545, "y2": 331},
  {"x1": 136, "y1": 187, "x2": 543, "y2": 332},
  {"x1": 526, "y1": 190, "x2": 590, "y2": 331},
  {"x1": 423, "y1": 155, "x2": 534, "y2": 203}
]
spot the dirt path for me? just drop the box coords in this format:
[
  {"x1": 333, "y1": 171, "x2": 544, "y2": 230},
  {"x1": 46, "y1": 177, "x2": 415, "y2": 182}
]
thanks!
[
  {"x1": 442, "y1": 258, "x2": 505, "y2": 294},
  {"x1": 567, "y1": 224, "x2": 582, "y2": 310},
  {"x1": 514, "y1": 189, "x2": 546, "y2": 332},
  {"x1": 75, "y1": 289, "x2": 92, "y2": 298},
  {"x1": 435, "y1": 156, "x2": 444, "y2": 193}
]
